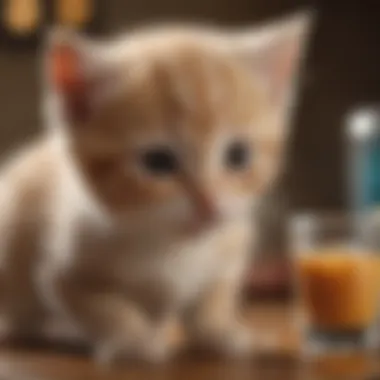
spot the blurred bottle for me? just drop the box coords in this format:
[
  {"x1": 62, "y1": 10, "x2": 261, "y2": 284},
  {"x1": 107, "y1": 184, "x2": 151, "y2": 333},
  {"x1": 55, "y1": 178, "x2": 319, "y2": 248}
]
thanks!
[
  {"x1": 346, "y1": 106, "x2": 380, "y2": 249},
  {"x1": 0, "y1": 0, "x2": 44, "y2": 47},
  {"x1": 56, "y1": 0, "x2": 92, "y2": 30},
  {"x1": 54, "y1": 0, "x2": 102, "y2": 35},
  {"x1": 4, "y1": 0, "x2": 40, "y2": 35}
]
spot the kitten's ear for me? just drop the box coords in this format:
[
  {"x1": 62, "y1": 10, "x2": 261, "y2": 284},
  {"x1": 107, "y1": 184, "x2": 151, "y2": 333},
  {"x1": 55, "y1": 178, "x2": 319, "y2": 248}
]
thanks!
[
  {"x1": 230, "y1": 11, "x2": 313, "y2": 122},
  {"x1": 45, "y1": 29, "x2": 115, "y2": 126}
]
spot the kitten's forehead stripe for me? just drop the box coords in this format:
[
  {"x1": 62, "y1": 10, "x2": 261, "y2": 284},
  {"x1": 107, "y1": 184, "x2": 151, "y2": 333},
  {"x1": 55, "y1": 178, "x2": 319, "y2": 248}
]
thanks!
[{"x1": 112, "y1": 39, "x2": 262, "y2": 142}]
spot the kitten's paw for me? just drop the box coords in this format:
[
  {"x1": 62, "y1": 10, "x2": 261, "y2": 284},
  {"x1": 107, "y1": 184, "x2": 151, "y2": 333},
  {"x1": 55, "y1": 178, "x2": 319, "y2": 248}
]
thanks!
[
  {"x1": 138, "y1": 332, "x2": 173, "y2": 364},
  {"x1": 94, "y1": 339, "x2": 123, "y2": 366},
  {"x1": 94, "y1": 329, "x2": 172, "y2": 365},
  {"x1": 221, "y1": 324, "x2": 254, "y2": 357},
  {"x1": 193, "y1": 321, "x2": 254, "y2": 358}
]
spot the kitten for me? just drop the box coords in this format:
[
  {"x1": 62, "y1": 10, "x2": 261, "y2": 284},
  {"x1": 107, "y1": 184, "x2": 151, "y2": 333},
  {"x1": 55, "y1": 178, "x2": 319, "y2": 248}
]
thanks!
[{"x1": 0, "y1": 13, "x2": 311, "y2": 363}]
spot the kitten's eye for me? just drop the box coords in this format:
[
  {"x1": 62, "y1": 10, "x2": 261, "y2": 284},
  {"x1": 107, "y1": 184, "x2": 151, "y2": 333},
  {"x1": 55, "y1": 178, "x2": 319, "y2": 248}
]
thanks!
[
  {"x1": 141, "y1": 147, "x2": 179, "y2": 175},
  {"x1": 225, "y1": 141, "x2": 250, "y2": 170}
]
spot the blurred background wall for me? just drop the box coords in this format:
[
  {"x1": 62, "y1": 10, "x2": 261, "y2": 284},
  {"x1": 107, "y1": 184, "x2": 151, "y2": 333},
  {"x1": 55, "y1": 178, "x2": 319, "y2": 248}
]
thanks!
[{"x1": 0, "y1": 0, "x2": 380, "y2": 213}]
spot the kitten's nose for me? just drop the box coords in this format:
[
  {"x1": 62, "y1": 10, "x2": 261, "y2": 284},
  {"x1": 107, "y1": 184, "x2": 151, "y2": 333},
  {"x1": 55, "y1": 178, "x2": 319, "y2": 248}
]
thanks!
[
  {"x1": 179, "y1": 175, "x2": 221, "y2": 228},
  {"x1": 192, "y1": 192, "x2": 221, "y2": 227}
]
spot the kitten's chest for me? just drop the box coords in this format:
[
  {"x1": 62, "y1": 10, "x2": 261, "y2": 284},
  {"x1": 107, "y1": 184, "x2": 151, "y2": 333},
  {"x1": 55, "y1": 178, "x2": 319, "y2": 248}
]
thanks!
[{"x1": 117, "y1": 235, "x2": 220, "y2": 304}]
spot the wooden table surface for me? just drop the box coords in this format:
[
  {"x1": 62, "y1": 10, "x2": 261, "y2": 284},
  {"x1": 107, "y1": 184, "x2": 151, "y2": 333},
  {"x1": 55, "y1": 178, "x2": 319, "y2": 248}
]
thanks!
[{"x1": 0, "y1": 303, "x2": 378, "y2": 380}]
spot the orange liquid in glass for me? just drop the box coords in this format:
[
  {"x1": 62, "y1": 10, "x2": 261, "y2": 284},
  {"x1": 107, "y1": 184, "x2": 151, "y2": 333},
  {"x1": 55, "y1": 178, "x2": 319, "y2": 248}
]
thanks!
[{"x1": 297, "y1": 251, "x2": 380, "y2": 330}]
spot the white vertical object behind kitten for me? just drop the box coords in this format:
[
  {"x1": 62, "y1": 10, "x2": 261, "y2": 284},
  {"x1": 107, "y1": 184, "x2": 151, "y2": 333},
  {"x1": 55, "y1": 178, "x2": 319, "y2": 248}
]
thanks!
[{"x1": 0, "y1": 12, "x2": 311, "y2": 363}]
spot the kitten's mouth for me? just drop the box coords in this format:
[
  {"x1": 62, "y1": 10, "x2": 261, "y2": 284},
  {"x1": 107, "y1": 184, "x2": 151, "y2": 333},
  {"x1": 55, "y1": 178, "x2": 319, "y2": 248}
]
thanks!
[{"x1": 183, "y1": 215, "x2": 224, "y2": 236}]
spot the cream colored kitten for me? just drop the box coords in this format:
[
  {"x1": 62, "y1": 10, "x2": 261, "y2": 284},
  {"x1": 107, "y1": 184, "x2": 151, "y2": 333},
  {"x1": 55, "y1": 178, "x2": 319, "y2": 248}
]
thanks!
[{"x1": 0, "y1": 13, "x2": 311, "y2": 363}]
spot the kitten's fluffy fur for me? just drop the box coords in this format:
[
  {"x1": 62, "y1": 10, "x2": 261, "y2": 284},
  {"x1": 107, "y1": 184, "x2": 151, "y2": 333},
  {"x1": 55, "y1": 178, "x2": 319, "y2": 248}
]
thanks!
[{"x1": 0, "y1": 13, "x2": 310, "y2": 362}]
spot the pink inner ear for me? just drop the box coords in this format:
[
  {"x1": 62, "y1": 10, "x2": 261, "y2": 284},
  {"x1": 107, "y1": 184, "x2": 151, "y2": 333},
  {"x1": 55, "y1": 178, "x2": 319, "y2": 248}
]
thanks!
[
  {"x1": 50, "y1": 44, "x2": 91, "y2": 124},
  {"x1": 275, "y1": 42, "x2": 300, "y2": 94},
  {"x1": 258, "y1": 39, "x2": 301, "y2": 109}
]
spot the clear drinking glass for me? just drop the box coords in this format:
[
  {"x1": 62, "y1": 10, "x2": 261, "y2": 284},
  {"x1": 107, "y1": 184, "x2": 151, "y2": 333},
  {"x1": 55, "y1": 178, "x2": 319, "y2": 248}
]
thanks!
[{"x1": 290, "y1": 213, "x2": 380, "y2": 356}]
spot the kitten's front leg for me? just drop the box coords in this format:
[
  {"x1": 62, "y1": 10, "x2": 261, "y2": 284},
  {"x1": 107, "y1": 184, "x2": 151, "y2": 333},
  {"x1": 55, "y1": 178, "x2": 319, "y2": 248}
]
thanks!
[
  {"x1": 44, "y1": 271, "x2": 173, "y2": 364},
  {"x1": 186, "y1": 223, "x2": 254, "y2": 357},
  {"x1": 186, "y1": 277, "x2": 253, "y2": 357}
]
